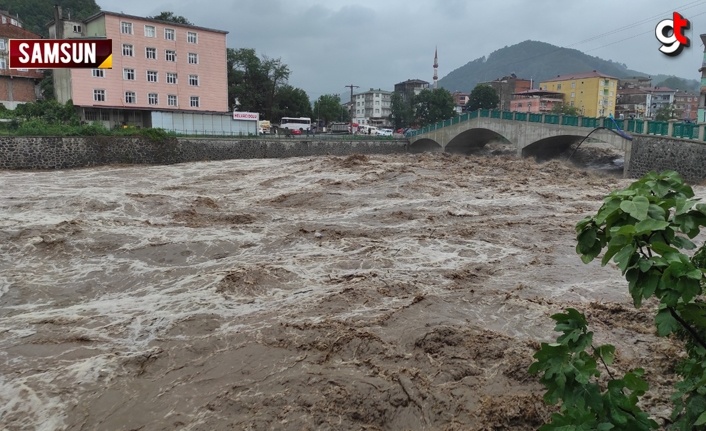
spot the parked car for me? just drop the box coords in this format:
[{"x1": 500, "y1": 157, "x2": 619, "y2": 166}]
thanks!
[
  {"x1": 291, "y1": 129, "x2": 302, "y2": 135},
  {"x1": 377, "y1": 128, "x2": 393, "y2": 136}
]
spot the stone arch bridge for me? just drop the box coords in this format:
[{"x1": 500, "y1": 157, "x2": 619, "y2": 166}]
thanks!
[{"x1": 407, "y1": 110, "x2": 632, "y2": 159}]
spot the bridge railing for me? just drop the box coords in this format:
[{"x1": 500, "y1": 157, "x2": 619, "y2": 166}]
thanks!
[{"x1": 406, "y1": 109, "x2": 706, "y2": 141}]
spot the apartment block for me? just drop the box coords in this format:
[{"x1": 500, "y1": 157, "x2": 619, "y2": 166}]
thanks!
[
  {"x1": 480, "y1": 74, "x2": 532, "y2": 111},
  {"x1": 0, "y1": 11, "x2": 43, "y2": 109},
  {"x1": 353, "y1": 88, "x2": 392, "y2": 127},
  {"x1": 509, "y1": 89, "x2": 564, "y2": 113},
  {"x1": 674, "y1": 91, "x2": 698, "y2": 121},
  {"x1": 540, "y1": 70, "x2": 618, "y2": 118},
  {"x1": 49, "y1": 9, "x2": 228, "y2": 128},
  {"x1": 394, "y1": 79, "x2": 429, "y2": 104}
]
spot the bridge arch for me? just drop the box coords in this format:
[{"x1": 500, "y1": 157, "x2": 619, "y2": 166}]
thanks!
[
  {"x1": 445, "y1": 128, "x2": 511, "y2": 154},
  {"x1": 409, "y1": 138, "x2": 443, "y2": 153},
  {"x1": 521, "y1": 135, "x2": 585, "y2": 160}
]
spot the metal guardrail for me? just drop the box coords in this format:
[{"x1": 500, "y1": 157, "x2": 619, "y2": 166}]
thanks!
[{"x1": 407, "y1": 109, "x2": 704, "y2": 141}]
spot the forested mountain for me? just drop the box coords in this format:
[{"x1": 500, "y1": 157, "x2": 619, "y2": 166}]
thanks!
[
  {"x1": 438, "y1": 40, "x2": 699, "y2": 94},
  {"x1": 0, "y1": 0, "x2": 100, "y2": 36}
]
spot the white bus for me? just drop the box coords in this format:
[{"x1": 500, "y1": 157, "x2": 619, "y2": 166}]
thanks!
[{"x1": 279, "y1": 117, "x2": 311, "y2": 133}]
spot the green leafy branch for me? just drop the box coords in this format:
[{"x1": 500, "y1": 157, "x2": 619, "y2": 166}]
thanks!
[
  {"x1": 529, "y1": 309, "x2": 657, "y2": 430},
  {"x1": 531, "y1": 171, "x2": 706, "y2": 429}
]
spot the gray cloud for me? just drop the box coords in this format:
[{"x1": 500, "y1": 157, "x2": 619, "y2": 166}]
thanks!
[{"x1": 96, "y1": 0, "x2": 706, "y2": 100}]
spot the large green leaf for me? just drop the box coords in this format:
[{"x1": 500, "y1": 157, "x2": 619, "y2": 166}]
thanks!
[
  {"x1": 620, "y1": 196, "x2": 649, "y2": 220},
  {"x1": 634, "y1": 219, "x2": 670, "y2": 235}
]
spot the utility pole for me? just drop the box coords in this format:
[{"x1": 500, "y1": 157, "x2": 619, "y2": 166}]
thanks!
[{"x1": 345, "y1": 84, "x2": 359, "y2": 133}]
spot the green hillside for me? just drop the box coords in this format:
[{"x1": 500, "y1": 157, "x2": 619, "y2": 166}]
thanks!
[
  {"x1": 438, "y1": 40, "x2": 699, "y2": 94},
  {"x1": 0, "y1": 0, "x2": 100, "y2": 37}
]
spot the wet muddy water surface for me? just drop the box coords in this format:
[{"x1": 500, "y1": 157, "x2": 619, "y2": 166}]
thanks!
[{"x1": 0, "y1": 153, "x2": 683, "y2": 430}]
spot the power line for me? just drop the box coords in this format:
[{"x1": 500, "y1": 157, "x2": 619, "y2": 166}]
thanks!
[
  {"x1": 565, "y1": 0, "x2": 704, "y2": 48},
  {"x1": 584, "y1": 10, "x2": 706, "y2": 54},
  {"x1": 455, "y1": 2, "x2": 706, "y2": 80}
]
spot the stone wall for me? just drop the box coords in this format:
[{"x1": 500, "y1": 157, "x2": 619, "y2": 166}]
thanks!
[
  {"x1": 626, "y1": 136, "x2": 706, "y2": 183},
  {"x1": 0, "y1": 136, "x2": 409, "y2": 170}
]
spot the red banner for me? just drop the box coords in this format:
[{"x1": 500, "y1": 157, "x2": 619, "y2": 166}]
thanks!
[{"x1": 9, "y1": 39, "x2": 112, "y2": 69}]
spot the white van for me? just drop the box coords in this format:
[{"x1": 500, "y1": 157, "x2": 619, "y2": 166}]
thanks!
[{"x1": 358, "y1": 125, "x2": 379, "y2": 135}]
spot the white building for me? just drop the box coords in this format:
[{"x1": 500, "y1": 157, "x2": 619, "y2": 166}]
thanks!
[{"x1": 353, "y1": 88, "x2": 392, "y2": 127}]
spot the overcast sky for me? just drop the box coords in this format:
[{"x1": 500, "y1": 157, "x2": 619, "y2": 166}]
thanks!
[{"x1": 94, "y1": 0, "x2": 706, "y2": 100}]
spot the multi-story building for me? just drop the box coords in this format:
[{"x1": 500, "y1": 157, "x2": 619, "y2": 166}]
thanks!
[
  {"x1": 353, "y1": 88, "x2": 392, "y2": 127},
  {"x1": 674, "y1": 91, "x2": 699, "y2": 121},
  {"x1": 49, "y1": 8, "x2": 228, "y2": 128},
  {"x1": 509, "y1": 89, "x2": 564, "y2": 113},
  {"x1": 647, "y1": 86, "x2": 677, "y2": 119},
  {"x1": 0, "y1": 11, "x2": 43, "y2": 109},
  {"x1": 451, "y1": 91, "x2": 469, "y2": 113},
  {"x1": 394, "y1": 79, "x2": 429, "y2": 103},
  {"x1": 480, "y1": 74, "x2": 532, "y2": 111},
  {"x1": 540, "y1": 70, "x2": 618, "y2": 118},
  {"x1": 615, "y1": 87, "x2": 650, "y2": 119},
  {"x1": 619, "y1": 76, "x2": 652, "y2": 90}
]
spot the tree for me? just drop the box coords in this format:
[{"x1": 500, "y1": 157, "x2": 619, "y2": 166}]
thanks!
[
  {"x1": 227, "y1": 48, "x2": 291, "y2": 119},
  {"x1": 146, "y1": 11, "x2": 193, "y2": 25},
  {"x1": 655, "y1": 104, "x2": 681, "y2": 121},
  {"x1": 550, "y1": 103, "x2": 581, "y2": 116},
  {"x1": 313, "y1": 94, "x2": 349, "y2": 125},
  {"x1": 0, "y1": 0, "x2": 100, "y2": 36},
  {"x1": 466, "y1": 84, "x2": 499, "y2": 112},
  {"x1": 273, "y1": 85, "x2": 312, "y2": 121},
  {"x1": 39, "y1": 70, "x2": 55, "y2": 100},
  {"x1": 389, "y1": 92, "x2": 415, "y2": 129},
  {"x1": 413, "y1": 88, "x2": 455, "y2": 127}
]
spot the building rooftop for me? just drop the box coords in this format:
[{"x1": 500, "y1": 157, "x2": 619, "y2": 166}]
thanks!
[
  {"x1": 82, "y1": 10, "x2": 229, "y2": 34},
  {"x1": 543, "y1": 70, "x2": 619, "y2": 82}
]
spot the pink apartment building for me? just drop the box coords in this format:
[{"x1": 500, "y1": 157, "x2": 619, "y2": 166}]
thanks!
[
  {"x1": 510, "y1": 89, "x2": 564, "y2": 113},
  {"x1": 49, "y1": 9, "x2": 228, "y2": 129}
]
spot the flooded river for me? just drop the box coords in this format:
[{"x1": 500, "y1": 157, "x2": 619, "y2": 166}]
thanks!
[{"x1": 0, "y1": 152, "x2": 681, "y2": 430}]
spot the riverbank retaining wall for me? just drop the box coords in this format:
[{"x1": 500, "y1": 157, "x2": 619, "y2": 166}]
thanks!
[
  {"x1": 0, "y1": 136, "x2": 409, "y2": 170},
  {"x1": 625, "y1": 136, "x2": 706, "y2": 183}
]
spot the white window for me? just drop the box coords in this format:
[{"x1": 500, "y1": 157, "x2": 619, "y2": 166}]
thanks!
[
  {"x1": 92, "y1": 69, "x2": 104, "y2": 78},
  {"x1": 166, "y1": 72, "x2": 177, "y2": 84},
  {"x1": 144, "y1": 25, "x2": 155, "y2": 37},
  {"x1": 166, "y1": 50, "x2": 176, "y2": 62},
  {"x1": 73, "y1": 24, "x2": 82, "y2": 33},
  {"x1": 164, "y1": 28, "x2": 175, "y2": 40},
  {"x1": 188, "y1": 53, "x2": 198, "y2": 64},
  {"x1": 121, "y1": 21, "x2": 133, "y2": 34},
  {"x1": 145, "y1": 47, "x2": 156, "y2": 59},
  {"x1": 148, "y1": 93, "x2": 158, "y2": 105},
  {"x1": 125, "y1": 91, "x2": 136, "y2": 104},
  {"x1": 187, "y1": 31, "x2": 197, "y2": 43},
  {"x1": 571, "y1": 92, "x2": 575, "y2": 98},
  {"x1": 147, "y1": 70, "x2": 158, "y2": 82},
  {"x1": 188, "y1": 75, "x2": 199, "y2": 86},
  {"x1": 122, "y1": 44, "x2": 133, "y2": 56},
  {"x1": 190, "y1": 96, "x2": 200, "y2": 107},
  {"x1": 123, "y1": 68, "x2": 135, "y2": 80},
  {"x1": 0, "y1": 39, "x2": 5, "y2": 51},
  {"x1": 168, "y1": 94, "x2": 177, "y2": 106},
  {"x1": 94, "y1": 89, "x2": 105, "y2": 102},
  {"x1": 0, "y1": 58, "x2": 6, "y2": 69}
]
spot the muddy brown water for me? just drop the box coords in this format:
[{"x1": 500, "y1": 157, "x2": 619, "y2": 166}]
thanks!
[{"x1": 0, "y1": 152, "x2": 684, "y2": 430}]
